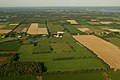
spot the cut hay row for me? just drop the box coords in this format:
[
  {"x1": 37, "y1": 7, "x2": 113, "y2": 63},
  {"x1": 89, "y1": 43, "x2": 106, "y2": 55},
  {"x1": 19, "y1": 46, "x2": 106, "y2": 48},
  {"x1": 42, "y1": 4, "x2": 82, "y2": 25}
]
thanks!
[
  {"x1": 38, "y1": 28, "x2": 48, "y2": 35},
  {"x1": 67, "y1": 20, "x2": 78, "y2": 24},
  {"x1": 73, "y1": 35, "x2": 120, "y2": 69},
  {"x1": 99, "y1": 22, "x2": 113, "y2": 25},
  {"x1": 0, "y1": 30, "x2": 12, "y2": 34},
  {"x1": 108, "y1": 29, "x2": 120, "y2": 33},
  {"x1": 9, "y1": 23, "x2": 19, "y2": 26},
  {"x1": 27, "y1": 23, "x2": 38, "y2": 35}
]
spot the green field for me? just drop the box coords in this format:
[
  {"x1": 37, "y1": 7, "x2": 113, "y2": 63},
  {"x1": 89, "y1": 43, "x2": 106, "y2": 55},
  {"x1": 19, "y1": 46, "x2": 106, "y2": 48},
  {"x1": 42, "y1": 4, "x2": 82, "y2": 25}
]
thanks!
[
  {"x1": 46, "y1": 58, "x2": 107, "y2": 72},
  {"x1": 104, "y1": 36, "x2": 120, "y2": 47},
  {"x1": 33, "y1": 38, "x2": 51, "y2": 53},
  {"x1": 42, "y1": 72, "x2": 106, "y2": 80},
  {"x1": 17, "y1": 23, "x2": 30, "y2": 28},
  {"x1": 1, "y1": 25, "x2": 17, "y2": 30},
  {"x1": 63, "y1": 25, "x2": 83, "y2": 35},
  {"x1": 0, "y1": 40, "x2": 21, "y2": 51},
  {"x1": 39, "y1": 24, "x2": 46, "y2": 28},
  {"x1": 48, "y1": 24, "x2": 64, "y2": 33},
  {"x1": 0, "y1": 76, "x2": 36, "y2": 80},
  {"x1": 107, "y1": 71, "x2": 120, "y2": 80}
]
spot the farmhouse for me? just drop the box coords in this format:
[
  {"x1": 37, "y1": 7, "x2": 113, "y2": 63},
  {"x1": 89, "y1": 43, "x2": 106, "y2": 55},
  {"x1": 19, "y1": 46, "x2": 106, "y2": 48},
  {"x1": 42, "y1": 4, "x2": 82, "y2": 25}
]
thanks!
[{"x1": 52, "y1": 31, "x2": 64, "y2": 37}]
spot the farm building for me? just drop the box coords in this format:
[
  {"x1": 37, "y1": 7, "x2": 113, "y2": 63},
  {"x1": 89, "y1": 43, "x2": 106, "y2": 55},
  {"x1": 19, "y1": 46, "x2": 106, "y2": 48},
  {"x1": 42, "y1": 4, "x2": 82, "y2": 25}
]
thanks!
[{"x1": 52, "y1": 31, "x2": 64, "y2": 37}]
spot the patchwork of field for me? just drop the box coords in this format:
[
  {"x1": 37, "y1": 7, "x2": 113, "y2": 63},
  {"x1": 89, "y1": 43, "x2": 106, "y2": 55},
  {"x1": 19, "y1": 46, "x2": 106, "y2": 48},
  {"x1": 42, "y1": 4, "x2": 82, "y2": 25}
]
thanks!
[
  {"x1": 67, "y1": 20, "x2": 78, "y2": 24},
  {"x1": 73, "y1": 35, "x2": 120, "y2": 69}
]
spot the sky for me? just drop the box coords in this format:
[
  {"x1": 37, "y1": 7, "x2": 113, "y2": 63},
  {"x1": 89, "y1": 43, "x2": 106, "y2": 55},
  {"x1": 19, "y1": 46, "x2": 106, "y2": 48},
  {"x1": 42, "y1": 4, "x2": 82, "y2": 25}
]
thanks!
[{"x1": 0, "y1": 0, "x2": 120, "y2": 7}]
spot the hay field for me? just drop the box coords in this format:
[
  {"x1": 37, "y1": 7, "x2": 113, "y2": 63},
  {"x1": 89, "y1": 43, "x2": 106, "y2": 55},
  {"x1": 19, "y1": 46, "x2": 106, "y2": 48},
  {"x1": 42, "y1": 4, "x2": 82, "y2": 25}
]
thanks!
[
  {"x1": 78, "y1": 28, "x2": 90, "y2": 32},
  {"x1": 0, "y1": 30, "x2": 12, "y2": 34},
  {"x1": 27, "y1": 23, "x2": 38, "y2": 34},
  {"x1": 67, "y1": 20, "x2": 78, "y2": 24},
  {"x1": 22, "y1": 28, "x2": 28, "y2": 32},
  {"x1": 37, "y1": 28, "x2": 48, "y2": 34},
  {"x1": 73, "y1": 35, "x2": 120, "y2": 69}
]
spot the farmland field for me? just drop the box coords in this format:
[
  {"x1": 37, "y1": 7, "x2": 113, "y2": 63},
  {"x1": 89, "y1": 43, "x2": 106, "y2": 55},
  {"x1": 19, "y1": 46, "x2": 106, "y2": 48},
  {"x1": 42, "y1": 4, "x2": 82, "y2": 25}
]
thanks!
[
  {"x1": 0, "y1": 40, "x2": 21, "y2": 51},
  {"x1": 0, "y1": 7, "x2": 120, "y2": 80},
  {"x1": 73, "y1": 35, "x2": 120, "y2": 69}
]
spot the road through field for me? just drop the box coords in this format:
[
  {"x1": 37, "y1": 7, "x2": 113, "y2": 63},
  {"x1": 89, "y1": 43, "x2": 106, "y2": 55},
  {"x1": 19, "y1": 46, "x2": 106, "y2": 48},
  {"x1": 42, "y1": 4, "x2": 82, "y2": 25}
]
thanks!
[{"x1": 73, "y1": 35, "x2": 120, "y2": 69}]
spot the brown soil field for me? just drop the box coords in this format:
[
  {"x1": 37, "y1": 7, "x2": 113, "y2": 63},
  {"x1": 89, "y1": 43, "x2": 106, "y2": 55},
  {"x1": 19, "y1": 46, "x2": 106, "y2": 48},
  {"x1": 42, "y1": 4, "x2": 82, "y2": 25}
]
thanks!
[
  {"x1": 73, "y1": 35, "x2": 120, "y2": 69},
  {"x1": 12, "y1": 28, "x2": 23, "y2": 32},
  {"x1": 0, "y1": 57, "x2": 6, "y2": 63},
  {"x1": 0, "y1": 30, "x2": 12, "y2": 34},
  {"x1": 27, "y1": 23, "x2": 38, "y2": 34},
  {"x1": 37, "y1": 28, "x2": 48, "y2": 34},
  {"x1": 0, "y1": 25, "x2": 6, "y2": 29},
  {"x1": 67, "y1": 20, "x2": 78, "y2": 24}
]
